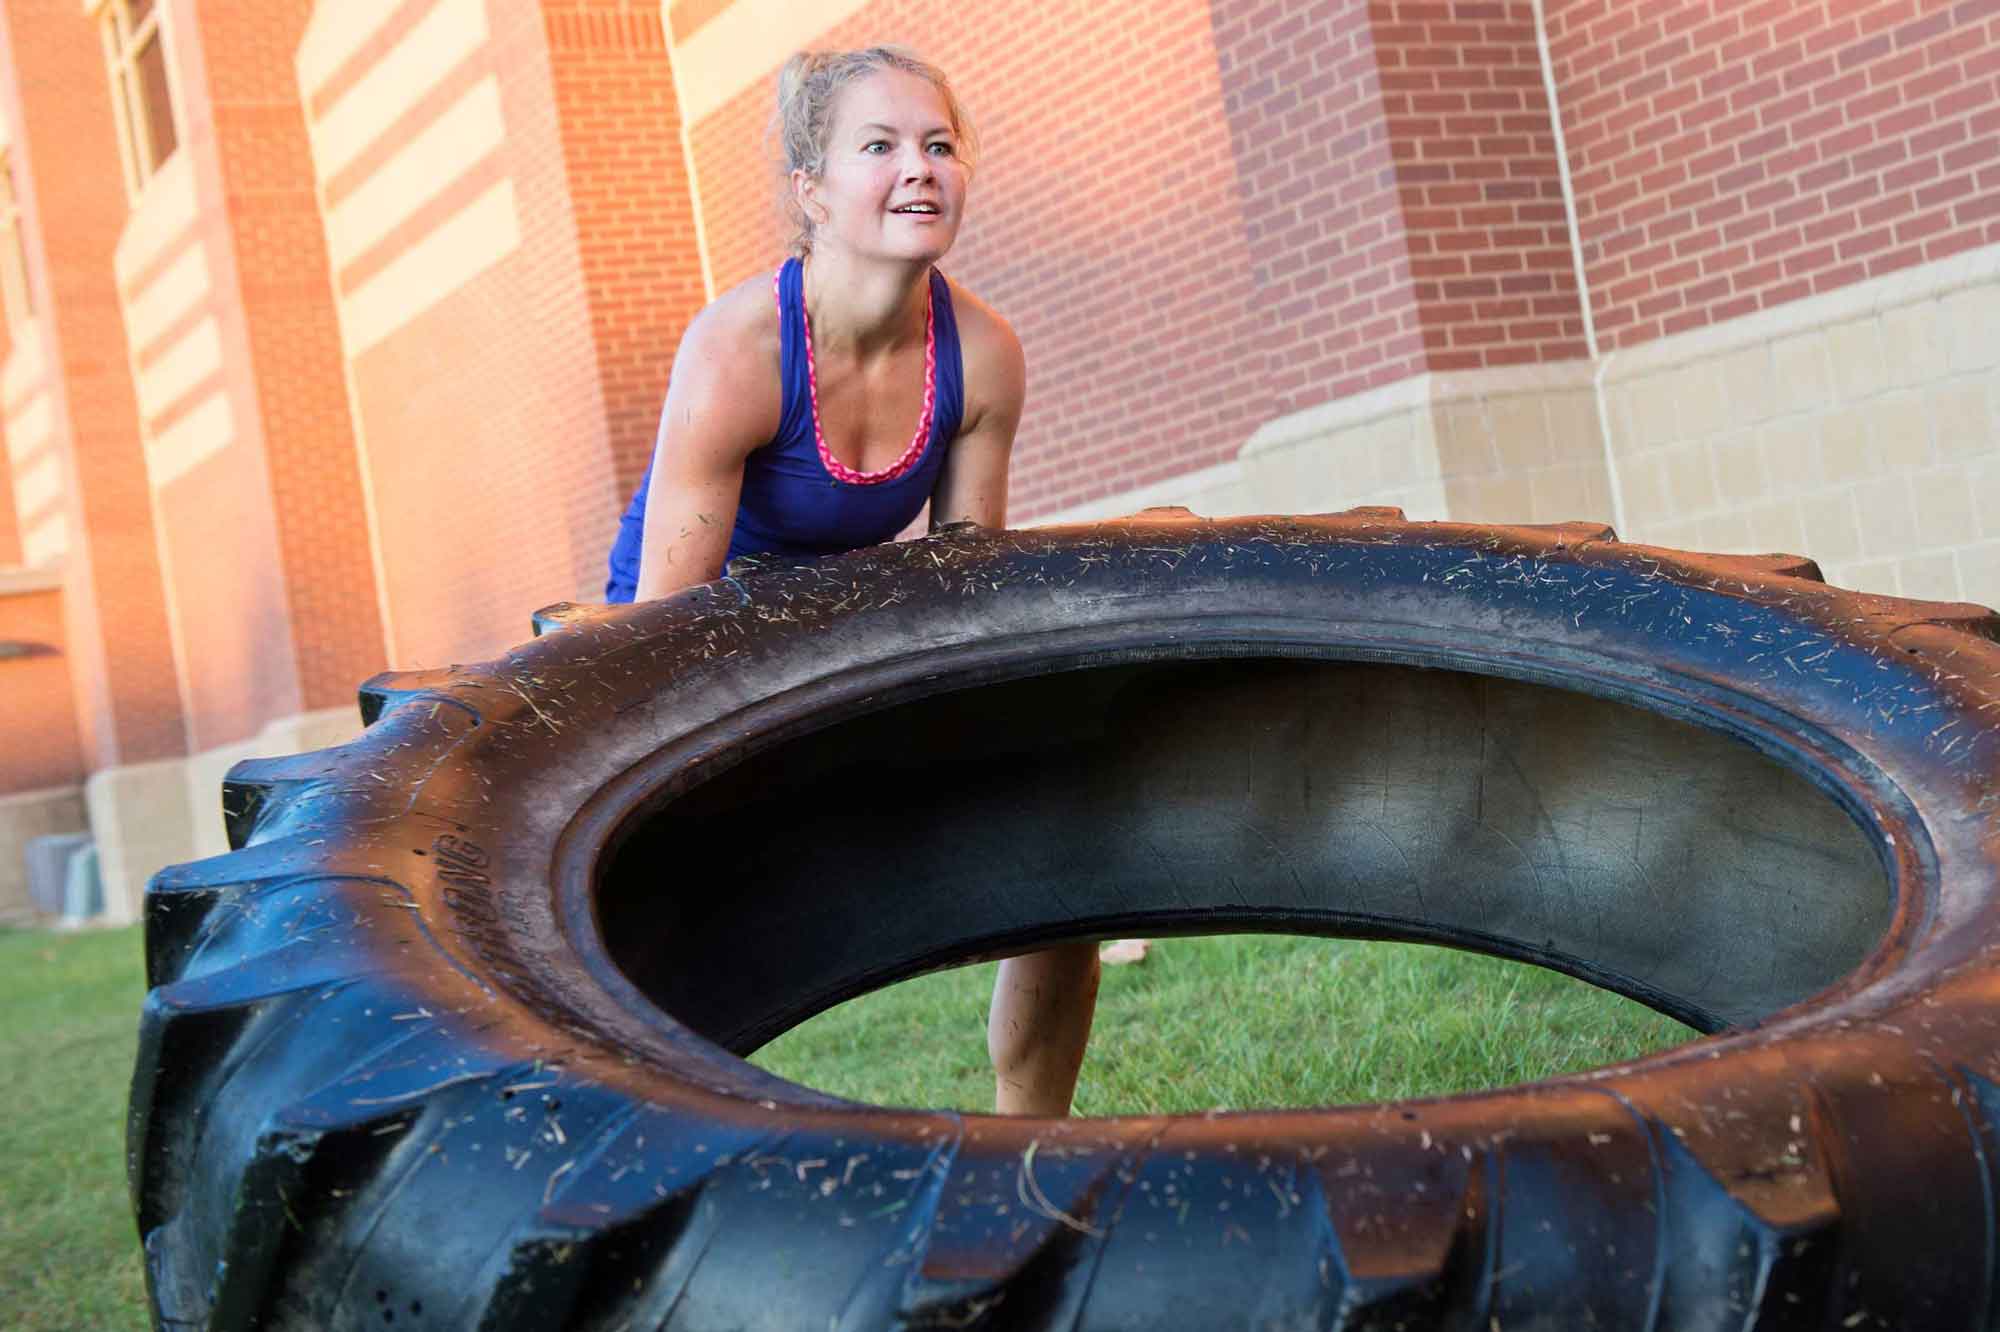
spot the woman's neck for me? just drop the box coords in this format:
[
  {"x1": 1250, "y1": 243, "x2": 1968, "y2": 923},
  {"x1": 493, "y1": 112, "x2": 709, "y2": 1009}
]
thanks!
[{"x1": 800, "y1": 250, "x2": 929, "y2": 359}]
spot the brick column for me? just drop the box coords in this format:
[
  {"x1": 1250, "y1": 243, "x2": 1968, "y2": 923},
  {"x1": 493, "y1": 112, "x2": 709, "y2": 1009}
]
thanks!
[
  {"x1": 1211, "y1": 0, "x2": 1586, "y2": 404},
  {"x1": 545, "y1": 0, "x2": 708, "y2": 499},
  {"x1": 192, "y1": 0, "x2": 387, "y2": 713},
  {"x1": 1373, "y1": 2, "x2": 1588, "y2": 369},
  {"x1": 0, "y1": 0, "x2": 184, "y2": 768}
]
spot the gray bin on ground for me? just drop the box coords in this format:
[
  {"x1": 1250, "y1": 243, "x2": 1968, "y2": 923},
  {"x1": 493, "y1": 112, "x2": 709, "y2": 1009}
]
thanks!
[
  {"x1": 64, "y1": 843, "x2": 102, "y2": 919},
  {"x1": 25, "y1": 832, "x2": 91, "y2": 916}
]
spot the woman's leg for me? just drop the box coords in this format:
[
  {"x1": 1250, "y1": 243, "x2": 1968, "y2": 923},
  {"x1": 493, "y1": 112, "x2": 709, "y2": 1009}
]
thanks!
[{"x1": 988, "y1": 943, "x2": 1101, "y2": 1115}]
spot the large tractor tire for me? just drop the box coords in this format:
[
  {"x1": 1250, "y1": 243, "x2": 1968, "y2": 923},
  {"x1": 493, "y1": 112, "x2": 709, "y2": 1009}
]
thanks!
[{"x1": 132, "y1": 510, "x2": 2000, "y2": 1329}]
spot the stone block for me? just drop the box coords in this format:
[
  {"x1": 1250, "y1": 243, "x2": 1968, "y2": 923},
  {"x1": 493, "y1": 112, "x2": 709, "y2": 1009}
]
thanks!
[
  {"x1": 1827, "y1": 558, "x2": 1899, "y2": 597},
  {"x1": 1676, "y1": 360, "x2": 1731, "y2": 440},
  {"x1": 1334, "y1": 427, "x2": 1388, "y2": 496},
  {"x1": 1616, "y1": 452, "x2": 1673, "y2": 528},
  {"x1": 1970, "y1": 455, "x2": 2000, "y2": 540},
  {"x1": 1436, "y1": 400, "x2": 1496, "y2": 477},
  {"x1": 1799, "y1": 487, "x2": 1864, "y2": 564},
  {"x1": 1443, "y1": 471, "x2": 1533, "y2": 524},
  {"x1": 1527, "y1": 460, "x2": 1601, "y2": 523},
  {"x1": 1928, "y1": 376, "x2": 1995, "y2": 463},
  {"x1": 1942, "y1": 281, "x2": 2000, "y2": 374},
  {"x1": 1863, "y1": 390, "x2": 1934, "y2": 470},
  {"x1": 1721, "y1": 343, "x2": 1778, "y2": 424},
  {"x1": 1826, "y1": 317, "x2": 1889, "y2": 403},
  {"x1": 1696, "y1": 509, "x2": 1753, "y2": 553},
  {"x1": 1898, "y1": 551, "x2": 1963, "y2": 601},
  {"x1": 1579, "y1": 463, "x2": 1614, "y2": 522},
  {"x1": 1544, "y1": 392, "x2": 1604, "y2": 462},
  {"x1": 1663, "y1": 444, "x2": 1718, "y2": 513},
  {"x1": 1772, "y1": 332, "x2": 1834, "y2": 416},
  {"x1": 1188, "y1": 475, "x2": 1255, "y2": 518},
  {"x1": 1880, "y1": 301, "x2": 1944, "y2": 389},
  {"x1": 1743, "y1": 499, "x2": 1809, "y2": 554},
  {"x1": 1245, "y1": 439, "x2": 1340, "y2": 513},
  {"x1": 1629, "y1": 372, "x2": 1684, "y2": 450},
  {"x1": 1490, "y1": 394, "x2": 1549, "y2": 472},
  {"x1": 1852, "y1": 474, "x2": 1919, "y2": 558},
  {"x1": 1710, "y1": 430, "x2": 1765, "y2": 500},
  {"x1": 1818, "y1": 408, "x2": 1882, "y2": 486},
  {"x1": 1908, "y1": 467, "x2": 1982, "y2": 549},
  {"x1": 1641, "y1": 517, "x2": 1700, "y2": 550},
  {"x1": 1369, "y1": 411, "x2": 1426, "y2": 488},
  {"x1": 1955, "y1": 540, "x2": 2000, "y2": 606},
  {"x1": 1375, "y1": 479, "x2": 1450, "y2": 521},
  {"x1": 1759, "y1": 417, "x2": 1822, "y2": 495}
]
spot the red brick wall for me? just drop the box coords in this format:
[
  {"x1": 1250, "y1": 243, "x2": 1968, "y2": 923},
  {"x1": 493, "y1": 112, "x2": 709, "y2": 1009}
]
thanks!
[
  {"x1": 338, "y1": 0, "x2": 702, "y2": 665},
  {"x1": 0, "y1": 584, "x2": 86, "y2": 790},
  {"x1": 0, "y1": 0, "x2": 184, "y2": 767},
  {"x1": 1210, "y1": 0, "x2": 1421, "y2": 415},
  {"x1": 688, "y1": 0, "x2": 1276, "y2": 516},
  {"x1": 1374, "y1": 1, "x2": 1588, "y2": 370},
  {"x1": 1547, "y1": 0, "x2": 2000, "y2": 347},
  {"x1": 199, "y1": 0, "x2": 386, "y2": 713},
  {"x1": 545, "y1": 0, "x2": 707, "y2": 499}
]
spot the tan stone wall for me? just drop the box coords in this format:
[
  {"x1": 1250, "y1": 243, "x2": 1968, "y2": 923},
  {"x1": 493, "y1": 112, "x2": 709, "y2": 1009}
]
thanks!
[
  {"x1": 1605, "y1": 245, "x2": 2000, "y2": 599},
  {"x1": 1043, "y1": 244, "x2": 2000, "y2": 620},
  {"x1": 1038, "y1": 367, "x2": 1615, "y2": 533}
]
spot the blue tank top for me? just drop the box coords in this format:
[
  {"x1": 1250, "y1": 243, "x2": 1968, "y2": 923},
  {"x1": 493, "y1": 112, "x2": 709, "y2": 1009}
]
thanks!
[{"x1": 604, "y1": 257, "x2": 965, "y2": 602}]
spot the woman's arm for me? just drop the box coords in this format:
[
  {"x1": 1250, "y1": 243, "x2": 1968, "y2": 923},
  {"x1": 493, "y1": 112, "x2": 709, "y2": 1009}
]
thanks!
[
  {"x1": 930, "y1": 295, "x2": 1026, "y2": 530},
  {"x1": 634, "y1": 291, "x2": 782, "y2": 601}
]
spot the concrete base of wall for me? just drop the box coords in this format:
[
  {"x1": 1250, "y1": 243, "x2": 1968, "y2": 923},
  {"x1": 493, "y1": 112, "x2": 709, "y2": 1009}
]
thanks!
[
  {"x1": 82, "y1": 706, "x2": 364, "y2": 925},
  {"x1": 1034, "y1": 363, "x2": 1615, "y2": 531},
  {"x1": 1032, "y1": 242, "x2": 2000, "y2": 612},
  {"x1": 1600, "y1": 240, "x2": 2000, "y2": 600},
  {"x1": 0, "y1": 785, "x2": 89, "y2": 921},
  {"x1": 85, "y1": 758, "x2": 196, "y2": 927}
]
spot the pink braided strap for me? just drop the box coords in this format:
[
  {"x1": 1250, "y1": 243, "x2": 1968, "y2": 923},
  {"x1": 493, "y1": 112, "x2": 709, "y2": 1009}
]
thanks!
[{"x1": 792, "y1": 271, "x2": 937, "y2": 486}]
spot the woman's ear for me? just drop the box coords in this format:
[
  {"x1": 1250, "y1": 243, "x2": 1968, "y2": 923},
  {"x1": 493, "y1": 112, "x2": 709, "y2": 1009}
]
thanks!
[{"x1": 791, "y1": 168, "x2": 826, "y2": 228}]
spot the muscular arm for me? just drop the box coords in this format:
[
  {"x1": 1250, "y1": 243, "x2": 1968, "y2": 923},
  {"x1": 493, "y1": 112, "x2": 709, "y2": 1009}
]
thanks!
[
  {"x1": 634, "y1": 293, "x2": 780, "y2": 601},
  {"x1": 930, "y1": 296, "x2": 1026, "y2": 530}
]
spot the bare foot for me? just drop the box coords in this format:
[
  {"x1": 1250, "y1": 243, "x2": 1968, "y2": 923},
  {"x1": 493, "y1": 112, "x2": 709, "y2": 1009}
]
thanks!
[{"x1": 1098, "y1": 938, "x2": 1151, "y2": 966}]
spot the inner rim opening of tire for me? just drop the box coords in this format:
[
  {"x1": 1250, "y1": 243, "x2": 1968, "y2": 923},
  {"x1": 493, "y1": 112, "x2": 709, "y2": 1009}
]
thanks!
[{"x1": 590, "y1": 653, "x2": 1891, "y2": 1061}]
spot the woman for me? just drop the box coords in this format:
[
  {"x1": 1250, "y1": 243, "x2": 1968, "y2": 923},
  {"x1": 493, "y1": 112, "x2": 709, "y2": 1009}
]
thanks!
[{"x1": 604, "y1": 46, "x2": 1098, "y2": 1116}]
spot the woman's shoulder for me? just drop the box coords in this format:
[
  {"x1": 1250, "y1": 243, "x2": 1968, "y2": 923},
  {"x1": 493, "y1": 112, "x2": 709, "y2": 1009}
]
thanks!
[
  {"x1": 692, "y1": 266, "x2": 786, "y2": 360},
  {"x1": 662, "y1": 267, "x2": 786, "y2": 459},
  {"x1": 940, "y1": 276, "x2": 1018, "y2": 356},
  {"x1": 941, "y1": 276, "x2": 1026, "y2": 412}
]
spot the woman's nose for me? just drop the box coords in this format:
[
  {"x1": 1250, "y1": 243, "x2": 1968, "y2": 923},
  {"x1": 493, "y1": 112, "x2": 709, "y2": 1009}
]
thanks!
[{"x1": 901, "y1": 145, "x2": 935, "y2": 181}]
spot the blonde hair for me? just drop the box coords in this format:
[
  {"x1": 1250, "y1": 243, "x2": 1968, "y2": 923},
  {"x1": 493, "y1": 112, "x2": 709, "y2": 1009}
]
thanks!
[{"x1": 774, "y1": 46, "x2": 977, "y2": 254}]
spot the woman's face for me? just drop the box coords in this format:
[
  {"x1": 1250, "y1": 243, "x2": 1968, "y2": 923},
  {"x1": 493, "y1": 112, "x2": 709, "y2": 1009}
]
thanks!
[{"x1": 799, "y1": 69, "x2": 967, "y2": 264}]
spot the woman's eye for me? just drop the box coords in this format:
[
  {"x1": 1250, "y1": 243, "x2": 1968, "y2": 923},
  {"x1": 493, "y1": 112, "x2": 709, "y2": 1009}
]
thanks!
[
  {"x1": 927, "y1": 141, "x2": 956, "y2": 156},
  {"x1": 863, "y1": 141, "x2": 890, "y2": 154}
]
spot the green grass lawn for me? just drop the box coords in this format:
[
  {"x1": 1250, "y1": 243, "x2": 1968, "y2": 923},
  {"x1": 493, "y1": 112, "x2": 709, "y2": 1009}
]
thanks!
[
  {"x1": 754, "y1": 934, "x2": 1691, "y2": 1115},
  {"x1": 0, "y1": 925, "x2": 151, "y2": 1331},
  {"x1": 1, "y1": 925, "x2": 1688, "y2": 1329}
]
